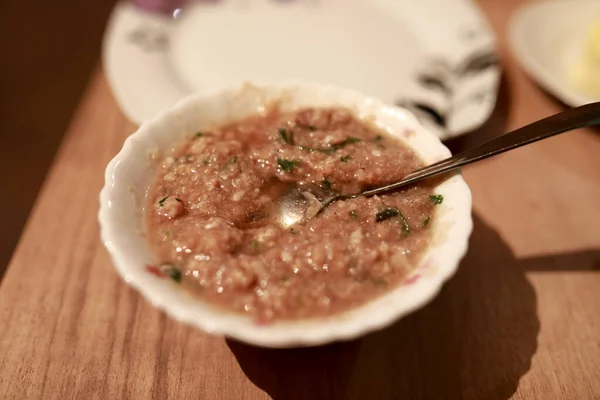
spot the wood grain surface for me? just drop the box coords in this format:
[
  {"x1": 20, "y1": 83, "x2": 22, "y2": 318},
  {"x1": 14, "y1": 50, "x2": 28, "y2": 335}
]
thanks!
[
  {"x1": 1, "y1": 1, "x2": 599, "y2": 399},
  {"x1": 0, "y1": 0, "x2": 117, "y2": 273}
]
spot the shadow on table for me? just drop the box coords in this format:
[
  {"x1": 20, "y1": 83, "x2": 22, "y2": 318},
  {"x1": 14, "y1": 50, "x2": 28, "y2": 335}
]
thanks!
[
  {"x1": 522, "y1": 249, "x2": 600, "y2": 272},
  {"x1": 227, "y1": 214, "x2": 542, "y2": 400}
]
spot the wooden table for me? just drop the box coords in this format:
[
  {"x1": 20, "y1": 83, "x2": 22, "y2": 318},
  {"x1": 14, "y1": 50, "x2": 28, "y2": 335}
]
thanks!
[{"x1": 1, "y1": 1, "x2": 599, "y2": 399}]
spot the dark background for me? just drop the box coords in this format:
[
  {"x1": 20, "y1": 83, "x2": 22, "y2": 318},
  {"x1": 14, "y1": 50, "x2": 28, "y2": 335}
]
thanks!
[{"x1": 0, "y1": 0, "x2": 117, "y2": 275}]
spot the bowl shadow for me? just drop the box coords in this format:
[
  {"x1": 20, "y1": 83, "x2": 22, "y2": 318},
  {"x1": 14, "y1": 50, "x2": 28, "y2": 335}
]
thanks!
[{"x1": 227, "y1": 213, "x2": 541, "y2": 400}]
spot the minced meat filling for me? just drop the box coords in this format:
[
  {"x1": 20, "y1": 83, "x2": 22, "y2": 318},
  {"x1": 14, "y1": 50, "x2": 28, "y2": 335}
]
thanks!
[{"x1": 147, "y1": 107, "x2": 440, "y2": 322}]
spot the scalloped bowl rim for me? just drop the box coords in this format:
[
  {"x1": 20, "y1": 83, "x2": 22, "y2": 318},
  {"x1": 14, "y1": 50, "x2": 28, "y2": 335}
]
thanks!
[{"x1": 98, "y1": 81, "x2": 473, "y2": 348}]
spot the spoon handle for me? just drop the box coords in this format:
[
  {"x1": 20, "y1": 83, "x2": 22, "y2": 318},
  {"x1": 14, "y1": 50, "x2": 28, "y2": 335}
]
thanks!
[{"x1": 362, "y1": 101, "x2": 600, "y2": 197}]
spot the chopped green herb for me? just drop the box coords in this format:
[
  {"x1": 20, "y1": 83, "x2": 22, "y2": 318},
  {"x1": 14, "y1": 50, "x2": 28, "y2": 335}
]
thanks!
[
  {"x1": 162, "y1": 264, "x2": 182, "y2": 283},
  {"x1": 297, "y1": 123, "x2": 317, "y2": 131},
  {"x1": 194, "y1": 132, "x2": 204, "y2": 138},
  {"x1": 220, "y1": 156, "x2": 238, "y2": 170},
  {"x1": 278, "y1": 158, "x2": 301, "y2": 172},
  {"x1": 340, "y1": 155, "x2": 351, "y2": 162},
  {"x1": 350, "y1": 210, "x2": 358, "y2": 219},
  {"x1": 202, "y1": 157, "x2": 210, "y2": 165},
  {"x1": 298, "y1": 145, "x2": 315, "y2": 153},
  {"x1": 320, "y1": 177, "x2": 332, "y2": 190},
  {"x1": 163, "y1": 230, "x2": 171, "y2": 239},
  {"x1": 374, "y1": 135, "x2": 383, "y2": 141},
  {"x1": 341, "y1": 137, "x2": 361, "y2": 145},
  {"x1": 175, "y1": 197, "x2": 182, "y2": 203},
  {"x1": 280, "y1": 275, "x2": 290, "y2": 283},
  {"x1": 290, "y1": 228, "x2": 296, "y2": 235},
  {"x1": 288, "y1": 136, "x2": 361, "y2": 155},
  {"x1": 430, "y1": 194, "x2": 444, "y2": 205},
  {"x1": 327, "y1": 137, "x2": 360, "y2": 152},
  {"x1": 375, "y1": 207, "x2": 410, "y2": 235},
  {"x1": 316, "y1": 147, "x2": 337, "y2": 154},
  {"x1": 375, "y1": 207, "x2": 400, "y2": 222},
  {"x1": 316, "y1": 137, "x2": 362, "y2": 154},
  {"x1": 423, "y1": 217, "x2": 431, "y2": 227},
  {"x1": 246, "y1": 211, "x2": 269, "y2": 223},
  {"x1": 278, "y1": 128, "x2": 293, "y2": 144},
  {"x1": 370, "y1": 277, "x2": 388, "y2": 286},
  {"x1": 251, "y1": 240, "x2": 260, "y2": 253},
  {"x1": 158, "y1": 196, "x2": 168, "y2": 206},
  {"x1": 167, "y1": 269, "x2": 182, "y2": 283},
  {"x1": 398, "y1": 211, "x2": 411, "y2": 237}
]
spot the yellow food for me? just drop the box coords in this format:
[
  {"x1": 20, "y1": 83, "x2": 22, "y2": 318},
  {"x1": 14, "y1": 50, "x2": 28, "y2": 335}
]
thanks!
[{"x1": 571, "y1": 16, "x2": 600, "y2": 99}]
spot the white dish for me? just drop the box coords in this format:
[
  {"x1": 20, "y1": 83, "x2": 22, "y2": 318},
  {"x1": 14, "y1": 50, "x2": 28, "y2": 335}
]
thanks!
[
  {"x1": 508, "y1": 0, "x2": 600, "y2": 107},
  {"x1": 102, "y1": 0, "x2": 501, "y2": 140},
  {"x1": 98, "y1": 81, "x2": 473, "y2": 348}
]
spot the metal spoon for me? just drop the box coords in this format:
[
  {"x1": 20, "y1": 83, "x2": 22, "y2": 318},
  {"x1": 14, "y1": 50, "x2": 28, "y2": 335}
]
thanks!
[{"x1": 273, "y1": 101, "x2": 600, "y2": 228}]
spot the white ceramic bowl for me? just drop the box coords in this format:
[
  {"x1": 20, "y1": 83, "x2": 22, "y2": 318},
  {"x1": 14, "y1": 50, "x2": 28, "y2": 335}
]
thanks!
[{"x1": 98, "y1": 82, "x2": 473, "y2": 348}]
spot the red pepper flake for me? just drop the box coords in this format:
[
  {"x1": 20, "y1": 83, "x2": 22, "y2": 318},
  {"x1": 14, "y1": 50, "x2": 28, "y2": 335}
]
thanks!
[
  {"x1": 403, "y1": 274, "x2": 421, "y2": 286},
  {"x1": 146, "y1": 265, "x2": 165, "y2": 278}
]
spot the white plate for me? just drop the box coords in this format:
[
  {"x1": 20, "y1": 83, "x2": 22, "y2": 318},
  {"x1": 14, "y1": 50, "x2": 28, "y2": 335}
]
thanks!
[
  {"x1": 508, "y1": 0, "x2": 600, "y2": 107},
  {"x1": 103, "y1": 0, "x2": 501, "y2": 139}
]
